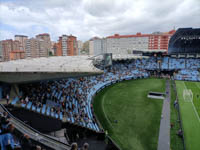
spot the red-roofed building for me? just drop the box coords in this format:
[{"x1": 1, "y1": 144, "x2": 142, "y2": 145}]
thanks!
[{"x1": 104, "y1": 30, "x2": 176, "y2": 54}]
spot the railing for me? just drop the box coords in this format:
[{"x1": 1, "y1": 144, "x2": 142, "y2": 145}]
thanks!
[{"x1": 0, "y1": 104, "x2": 71, "y2": 150}]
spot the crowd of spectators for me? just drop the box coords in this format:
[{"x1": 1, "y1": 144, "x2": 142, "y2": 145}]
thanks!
[{"x1": 17, "y1": 61, "x2": 149, "y2": 131}]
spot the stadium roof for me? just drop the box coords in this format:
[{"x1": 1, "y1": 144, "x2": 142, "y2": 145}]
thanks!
[
  {"x1": 0, "y1": 54, "x2": 151, "y2": 83},
  {"x1": 112, "y1": 54, "x2": 149, "y2": 60},
  {"x1": 0, "y1": 56, "x2": 103, "y2": 83},
  {"x1": 0, "y1": 56, "x2": 101, "y2": 72}
]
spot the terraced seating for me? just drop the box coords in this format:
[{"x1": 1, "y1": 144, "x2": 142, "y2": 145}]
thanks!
[{"x1": 174, "y1": 69, "x2": 200, "y2": 81}]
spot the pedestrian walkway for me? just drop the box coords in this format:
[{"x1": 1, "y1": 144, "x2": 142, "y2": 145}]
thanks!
[{"x1": 157, "y1": 80, "x2": 170, "y2": 150}]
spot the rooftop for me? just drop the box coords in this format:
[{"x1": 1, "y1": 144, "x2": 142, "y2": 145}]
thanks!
[{"x1": 0, "y1": 56, "x2": 101, "y2": 73}]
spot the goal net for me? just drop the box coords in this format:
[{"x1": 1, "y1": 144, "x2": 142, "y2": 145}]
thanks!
[{"x1": 183, "y1": 89, "x2": 193, "y2": 102}]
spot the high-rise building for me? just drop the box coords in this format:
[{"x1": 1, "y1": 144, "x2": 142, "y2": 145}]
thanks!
[
  {"x1": 55, "y1": 35, "x2": 78, "y2": 56},
  {"x1": 36, "y1": 33, "x2": 51, "y2": 57},
  {"x1": 25, "y1": 33, "x2": 51, "y2": 58},
  {"x1": 10, "y1": 50, "x2": 25, "y2": 60},
  {"x1": 92, "y1": 30, "x2": 176, "y2": 55},
  {"x1": 93, "y1": 38, "x2": 104, "y2": 55},
  {"x1": 15, "y1": 35, "x2": 28, "y2": 51},
  {"x1": 0, "y1": 39, "x2": 20, "y2": 61},
  {"x1": 67, "y1": 35, "x2": 78, "y2": 56},
  {"x1": 25, "y1": 38, "x2": 40, "y2": 58},
  {"x1": 89, "y1": 37, "x2": 103, "y2": 55},
  {"x1": 106, "y1": 33, "x2": 151, "y2": 54},
  {"x1": 148, "y1": 30, "x2": 176, "y2": 50},
  {"x1": 105, "y1": 30, "x2": 176, "y2": 54},
  {"x1": 0, "y1": 41, "x2": 2, "y2": 61},
  {"x1": 77, "y1": 40, "x2": 83, "y2": 55},
  {"x1": 89, "y1": 40, "x2": 94, "y2": 55}
]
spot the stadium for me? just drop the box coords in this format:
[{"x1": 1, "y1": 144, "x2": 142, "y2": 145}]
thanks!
[{"x1": 0, "y1": 27, "x2": 200, "y2": 150}]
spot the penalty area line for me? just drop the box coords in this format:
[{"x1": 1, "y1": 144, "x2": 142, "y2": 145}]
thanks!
[{"x1": 183, "y1": 82, "x2": 200, "y2": 123}]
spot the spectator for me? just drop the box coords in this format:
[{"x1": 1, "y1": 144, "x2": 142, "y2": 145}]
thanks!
[
  {"x1": 6, "y1": 94, "x2": 10, "y2": 105},
  {"x1": 1, "y1": 112, "x2": 10, "y2": 131},
  {"x1": 70, "y1": 142, "x2": 78, "y2": 150},
  {"x1": 81, "y1": 143, "x2": 89, "y2": 150}
]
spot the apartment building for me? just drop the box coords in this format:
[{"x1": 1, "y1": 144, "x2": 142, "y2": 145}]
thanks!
[
  {"x1": 36, "y1": 33, "x2": 51, "y2": 57},
  {"x1": 89, "y1": 40, "x2": 94, "y2": 55},
  {"x1": 0, "y1": 39, "x2": 20, "y2": 61},
  {"x1": 91, "y1": 30, "x2": 176, "y2": 55},
  {"x1": 15, "y1": 35, "x2": 28, "y2": 51},
  {"x1": 77, "y1": 40, "x2": 83, "y2": 55},
  {"x1": 0, "y1": 41, "x2": 2, "y2": 61},
  {"x1": 55, "y1": 35, "x2": 78, "y2": 56},
  {"x1": 10, "y1": 50, "x2": 25, "y2": 60},
  {"x1": 25, "y1": 38, "x2": 40, "y2": 58}
]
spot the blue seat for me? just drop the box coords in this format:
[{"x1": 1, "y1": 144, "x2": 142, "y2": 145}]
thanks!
[
  {"x1": 37, "y1": 106, "x2": 41, "y2": 113},
  {"x1": 51, "y1": 111, "x2": 55, "y2": 117},
  {"x1": 21, "y1": 103, "x2": 26, "y2": 108},
  {"x1": 27, "y1": 102, "x2": 32, "y2": 109},
  {"x1": 58, "y1": 91, "x2": 62, "y2": 100},
  {"x1": 67, "y1": 117, "x2": 70, "y2": 122},
  {"x1": 60, "y1": 112, "x2": 63, "y2": 120},
  {"x1": 42, "y1": 104, "x2": 46, "y2": 114},
  {"x1": 32, "y1": 105, "x2": 36, "y2": 111},
  {"x1": 11, "y1": 97, "x2": 19, "y2": 105},
  {"x1": 71, "y1": 117, "x2": 74, "y2": 123},
  {"x1": 55, "y1": 113, "x2": 58, "y2": 119},
  {"x1": 46, "y1": 107, "x2": 50, "y2": 116},
  {"x1": 95, "y1": 124, "x2": 99, "y2": 131}
]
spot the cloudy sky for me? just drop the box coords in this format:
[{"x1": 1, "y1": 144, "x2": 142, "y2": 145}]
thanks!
[{"x1": 0, "y1": 0, "x2": 199, "y2": 41}]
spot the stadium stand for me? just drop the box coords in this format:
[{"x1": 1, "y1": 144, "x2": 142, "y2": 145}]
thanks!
[
  {"x1": 9, "y1": 57, "x2": 200, "y2": 133},
  {"x1": 13, "y1": 61, "x2": 149, "y2": 132}
]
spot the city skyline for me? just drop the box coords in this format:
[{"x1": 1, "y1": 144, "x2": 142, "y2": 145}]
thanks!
[{"x1": 0, "y1": 0, "x2": 199, "y2": 41}]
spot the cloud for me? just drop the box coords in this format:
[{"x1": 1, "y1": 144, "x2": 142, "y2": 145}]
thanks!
[{"x1": 0, "y1": 0, "x2": 199, "y2": 41}]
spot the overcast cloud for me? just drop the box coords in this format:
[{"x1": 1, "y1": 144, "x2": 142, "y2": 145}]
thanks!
[{"x1": 0, "y1": 0, "x2": 199, "y2": 41}]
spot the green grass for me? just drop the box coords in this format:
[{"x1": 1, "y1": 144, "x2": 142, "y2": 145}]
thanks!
[
  {"x1": 170, "y1": 81, "x2": 184, "y2": 150},
  {"x1": 175, "y1": 81, "x2": 200, "y2": 150},
  {"x1": 93, "y1": 78, "x2": 166, "y2": 150}
]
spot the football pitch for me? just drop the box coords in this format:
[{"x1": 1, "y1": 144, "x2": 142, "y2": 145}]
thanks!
[
  {"x1": 93, "y1": 78, "x2": 166, "y2": 150},
  {"x1": 175, "y1": 81, "x2": 200, "y2": 150}
]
